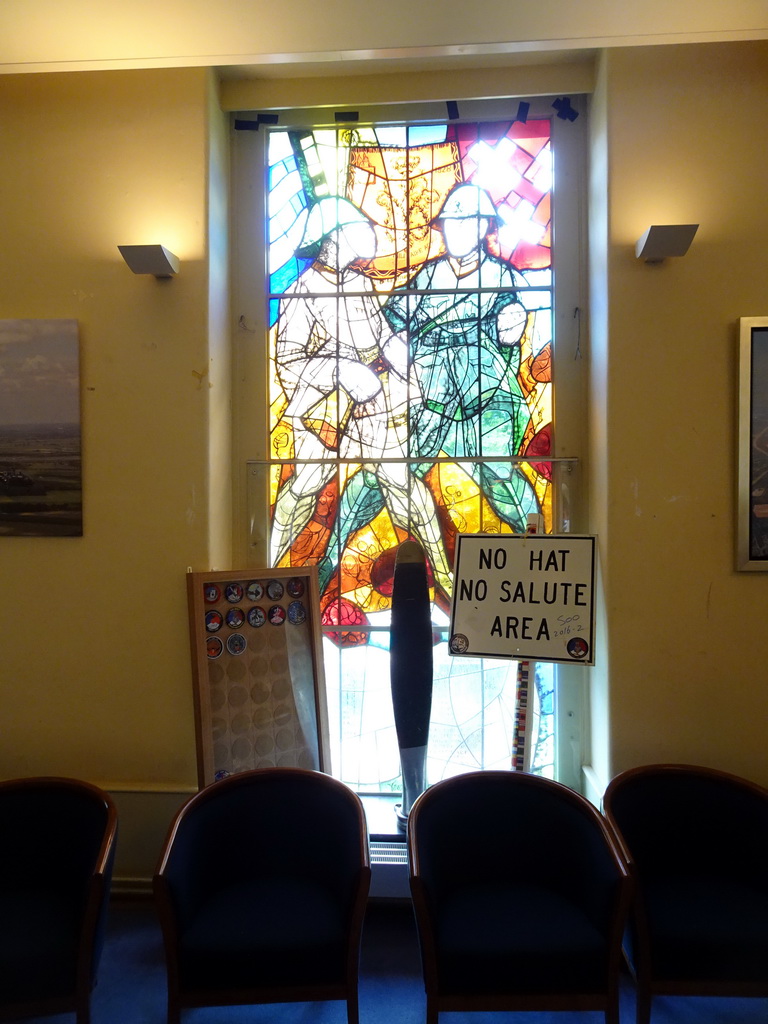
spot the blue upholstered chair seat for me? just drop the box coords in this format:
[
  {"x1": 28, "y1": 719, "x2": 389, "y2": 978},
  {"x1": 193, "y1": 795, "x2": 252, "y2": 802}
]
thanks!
[
  {"x1": 604, "y1": 763, "x2": 768, "y2": 1024},
  {"x1": 0, "y1": 887, "x2": 82, "y2": 1000},
  {"x1": 408, "y1": 771, "x2": 630, "y2": 1024},
  {"x1": 434, "y1": 882, "x2": 610, "y2": 994},
  {"x1": 154, "y1": 768, "x2": 370, "y2": 1024},
  {"x1": 177, "y1": 876, "x2": 348, "y2": 989},
  {"x1": 642, "y1": 876, "x2": 768, "y2": 981},
  {"x1": 0, "y1": 777, "x2": 117, "y2": 1024}
]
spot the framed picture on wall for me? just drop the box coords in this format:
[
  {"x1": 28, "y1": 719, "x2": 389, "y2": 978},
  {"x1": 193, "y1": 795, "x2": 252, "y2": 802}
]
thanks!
[
  {"x1": 737, "y1": 317, "x2": 768, "y2": 570},
  {"x1": 0, "y1": 319, "x2": 82, "y2": 537}
]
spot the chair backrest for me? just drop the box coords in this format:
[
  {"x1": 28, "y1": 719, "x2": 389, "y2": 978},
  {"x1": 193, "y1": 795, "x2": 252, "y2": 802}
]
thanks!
[
  {"x1": 603, "y1": 763, "x2": 768, "y2": 880},
  {"x1": 0, "y1": 776, "x2": 117, "y2": 891},
  {"x1": 409, "y1": 770, "x2": 628, "y2": 927},
  {"x1": 157, "y1": 767, "x2": 369, "y2": 920},
  {"x1": 0, "y1": 775, "x2": 118, "y2": 1004}
]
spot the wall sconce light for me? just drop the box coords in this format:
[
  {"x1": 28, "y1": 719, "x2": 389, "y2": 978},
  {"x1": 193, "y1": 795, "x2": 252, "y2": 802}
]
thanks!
[
  {"x1": 635, "y1": 224, "x2": 698, "y2": 263},
  {"x1": 118, "y1": 244, "x2": 179, "y2": 277}
]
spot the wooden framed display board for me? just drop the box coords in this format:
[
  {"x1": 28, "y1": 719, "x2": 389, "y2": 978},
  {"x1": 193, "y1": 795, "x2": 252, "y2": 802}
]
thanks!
[{"x1": 186, "y1": 566, "x2": 330, "y2": 787}]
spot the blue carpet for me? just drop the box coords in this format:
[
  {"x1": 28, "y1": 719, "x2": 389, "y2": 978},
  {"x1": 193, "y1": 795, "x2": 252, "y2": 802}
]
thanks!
[{"x1": 8, "y1": 900, "x2": 768, "y2": 1023}]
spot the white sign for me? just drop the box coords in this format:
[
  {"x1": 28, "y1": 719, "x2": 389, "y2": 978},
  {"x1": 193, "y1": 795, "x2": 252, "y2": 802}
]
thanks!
[{"x1": 449, "y1": 534, "x2": 596, "y2": 665}]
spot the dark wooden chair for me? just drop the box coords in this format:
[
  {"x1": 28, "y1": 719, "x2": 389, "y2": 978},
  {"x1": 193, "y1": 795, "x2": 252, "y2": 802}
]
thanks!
[
  {"x1": 603, "y1": 762, "x2": 768, "y2": 1024},
  {"x1": 407, "y1": 769, "x2": 632, "y2": 1024},
  {"x1": 154, "y1": 766, "x2": 371, "y2": 1024},
  {"x1": 0, "y1": 776, "x2": 118, "y2": 1024}
]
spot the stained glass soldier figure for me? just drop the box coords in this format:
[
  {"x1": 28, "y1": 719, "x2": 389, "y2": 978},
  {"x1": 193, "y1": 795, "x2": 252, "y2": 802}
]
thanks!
[
  {"x1": 270, "y1": 196, "x2": 453, "y2": 594},
  {"x1": 383, "y1": 182, "x2": 538, "y2": 531}
]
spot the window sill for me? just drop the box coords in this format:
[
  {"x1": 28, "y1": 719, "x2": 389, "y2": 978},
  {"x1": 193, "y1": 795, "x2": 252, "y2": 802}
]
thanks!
[{"x1": 360, "y1": 793, "x2": 406, "y2": 841}]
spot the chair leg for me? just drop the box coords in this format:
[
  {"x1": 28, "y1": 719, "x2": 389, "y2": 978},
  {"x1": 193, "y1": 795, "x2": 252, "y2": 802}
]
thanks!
[
  {"x1": 166, "y1": 991, "x2": 181, "y2": 1024},
  {"x1": 75, "y1": 996, "x2": 91, "y2": 1024},
  {"x1": 635, "y1": 985, "x2": 652, "y2": 1024},
  {"x1": 425, "y1": 994, "x2": 439, "y2": 1024},
  {"x1": 346, "y1": 990, "x2": 360, "y2": 1024},
  {"x1": 604, "y1": 988, "x2": 620, "y2": 1024}
]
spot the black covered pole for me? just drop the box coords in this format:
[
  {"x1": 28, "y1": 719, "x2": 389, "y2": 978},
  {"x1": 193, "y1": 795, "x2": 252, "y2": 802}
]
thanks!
[{"x1": 390, "y1": 540, "x2": 433, "y2": 829}]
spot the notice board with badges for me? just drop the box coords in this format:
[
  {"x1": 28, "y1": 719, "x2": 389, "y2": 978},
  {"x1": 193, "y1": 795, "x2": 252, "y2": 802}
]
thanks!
[
  {"x1": 449, "y1": 534, "x2": 597, "y2": 665},
  {"x1": 186, "y1": 566, "x2": 329, "y2": 787}
]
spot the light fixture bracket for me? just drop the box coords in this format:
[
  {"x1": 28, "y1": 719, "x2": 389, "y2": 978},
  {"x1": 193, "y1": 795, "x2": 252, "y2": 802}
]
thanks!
[
  {"x1": 635, "y1": 224, "x2": 698, "y2": 263},
  {"x1": 118, "y1": 244, "x2": 179, "y2": 277}
]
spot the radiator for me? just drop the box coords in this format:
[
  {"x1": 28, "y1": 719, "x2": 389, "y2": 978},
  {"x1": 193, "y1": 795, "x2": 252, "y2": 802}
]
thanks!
[{"x1": 369, "y1": 839, "x2": 410, "y2": 898}]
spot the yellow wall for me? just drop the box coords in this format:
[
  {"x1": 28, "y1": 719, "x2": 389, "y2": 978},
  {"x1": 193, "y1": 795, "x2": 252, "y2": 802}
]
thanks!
[
  {"x1": 0, "y1": 68, "x2": 231, "y2": 884},
  {"x1": 2, "y1": 40, "x2": 768, "y2": 884},
  {"x1": 593, "y1": 41, "x2": 768, "y2": 786}
]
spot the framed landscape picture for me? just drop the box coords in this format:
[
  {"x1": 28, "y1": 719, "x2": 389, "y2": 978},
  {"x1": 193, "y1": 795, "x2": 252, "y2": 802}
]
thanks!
[
  {"x1": 737, "y1": 317, "x2": 768, "y2": 569},
  {"x1": 0, "y1": 319, "x2": 82, "y2": 537}
]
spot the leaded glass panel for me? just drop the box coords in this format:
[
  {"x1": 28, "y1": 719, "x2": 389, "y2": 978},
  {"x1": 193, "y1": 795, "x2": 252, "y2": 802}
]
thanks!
[{"x1": 264, "y1": 117, "x2": 556, "y2": 789}]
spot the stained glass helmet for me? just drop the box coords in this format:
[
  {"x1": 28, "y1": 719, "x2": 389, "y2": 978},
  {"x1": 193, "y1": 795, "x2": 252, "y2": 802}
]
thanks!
[
  {"x1": 297, "y1": 197, "x2": 375, "y2": 258},
  {"x1": 436, "y1": 183, "x2": 497, "y2": 222}
]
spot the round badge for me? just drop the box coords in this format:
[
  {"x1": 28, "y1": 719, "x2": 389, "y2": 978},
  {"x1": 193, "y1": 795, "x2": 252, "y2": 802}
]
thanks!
[
  {"x1": 225, "y1": 582, "x2": 244, "y2": 603},
  {"x1": 207, "y1": 636, "x2": 223, "y2": 659},
  {"x1": 246, "y1": 581, "x2": 264, "y2": 601},
  {"x1": 566, "y1": 636, "x2": 589, "y2": 660},
  {"x1": 247, "y1": 606, "x2": 266, "y2": 628},
  {"x1": 287, "y1": 600, "x2": 306, "y2": 625},
  {"x1": 287, "y1": 577, "x2": 305, "y2": 598},
  {"x1": 226, "y1": 607, "x2": 245, "y2": 629},
  {"x1": 268, "y1": 604, "x2": 286, "y2": 626},
  {"x1": 266, "y1": 579, "x2": 284, "y2": 600},
  {"x1": 205, "y1": 610, "x2": 223, "y2": 633},
  {"x1": 449, "y1": 633, "x2": 469, "y2": 654},
  {"x1": 204, "y1": 583, "x2": 221, "y2": 603},
  {"x1": 226, "y1": 632, "x2": 247, "y2": 655}
]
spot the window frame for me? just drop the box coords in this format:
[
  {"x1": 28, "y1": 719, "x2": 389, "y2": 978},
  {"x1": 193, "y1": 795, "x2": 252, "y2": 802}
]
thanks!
[{"x1": 230, "y1": 92, "x2": 589, "y2": 794}]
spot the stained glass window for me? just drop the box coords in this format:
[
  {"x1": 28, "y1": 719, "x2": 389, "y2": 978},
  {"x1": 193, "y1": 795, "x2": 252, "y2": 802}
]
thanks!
[{"x1": 264, "y1": 117, "x2": 556, "y2": 790}]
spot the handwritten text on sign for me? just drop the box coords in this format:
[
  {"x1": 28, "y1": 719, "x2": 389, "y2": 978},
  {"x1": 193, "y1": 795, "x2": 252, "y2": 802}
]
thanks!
[{"x1": 449, "y1": 534, "x2": 596, "y2": 665}]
